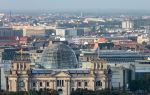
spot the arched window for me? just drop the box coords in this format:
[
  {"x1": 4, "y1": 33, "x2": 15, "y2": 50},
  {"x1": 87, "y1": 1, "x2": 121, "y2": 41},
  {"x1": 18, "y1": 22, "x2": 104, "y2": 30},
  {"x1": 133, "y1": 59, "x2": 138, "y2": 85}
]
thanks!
[
  {"x1": 33, "y1": 82, "x2": 36, "y2": 87},
  {"x1": 84, "y1": 81, "x2": 88, "y2": 87},
  {"x1": 101, "y1": 64, "x2": 103, "y2": 69},
  {"x1": 78, "y1": 81, "x2": 81, "y2": 87},
  {"x1": 46, "y1": 82, "x2": 50, "y2": 87},
  {"x1": 40, "y1": 82, "x2": 42, "y2": 87}
]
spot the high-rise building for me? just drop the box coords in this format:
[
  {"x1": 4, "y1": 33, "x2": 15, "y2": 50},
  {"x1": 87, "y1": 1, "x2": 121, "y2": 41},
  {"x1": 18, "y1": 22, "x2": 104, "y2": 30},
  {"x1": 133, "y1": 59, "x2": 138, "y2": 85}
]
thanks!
[{"x1": 122, "y1": 20, "x2": 134, "y2": 30}]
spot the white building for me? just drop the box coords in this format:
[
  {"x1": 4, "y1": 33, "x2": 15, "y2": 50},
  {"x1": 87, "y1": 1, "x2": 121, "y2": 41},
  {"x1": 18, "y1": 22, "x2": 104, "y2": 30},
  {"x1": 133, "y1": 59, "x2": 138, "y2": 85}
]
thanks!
[
  {"x1": 56, "y1": 28, "x2": 77, "y2": 37},
  {"x1": 109, "y1": 64, "x2": 134, "y2": 90},
  {"x1": 56, "y1": 29, "x2": 66, "y2": 37},
  {"x1": 122, "y1": 20, "x2": 134, "y2": 30}
]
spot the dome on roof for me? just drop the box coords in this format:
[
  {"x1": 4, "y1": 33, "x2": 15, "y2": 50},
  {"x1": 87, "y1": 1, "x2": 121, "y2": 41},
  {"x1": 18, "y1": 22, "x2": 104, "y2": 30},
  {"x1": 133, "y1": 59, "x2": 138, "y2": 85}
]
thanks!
[{"x1": 41, "y1": 43, "x2": 78, "y2": 69}]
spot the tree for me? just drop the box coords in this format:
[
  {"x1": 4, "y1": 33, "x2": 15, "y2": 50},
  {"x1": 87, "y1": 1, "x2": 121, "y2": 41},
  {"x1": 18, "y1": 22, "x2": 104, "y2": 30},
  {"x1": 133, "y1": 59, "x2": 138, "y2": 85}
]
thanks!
[
  {"x1": 95, "y1": 89, "x2": 111, "y2": 95},
  {"x1": 142, "y1": 41, "x2": 147, "y2": 45},
  {"x1": 70, "y1": 89, "x2": 95, "y2": 95},
  {"x1": 0, "y1": 89, "x2": 58, "y2": 95},
  {"x1": 95, "y1": 89, "x2": 128, "y2": 95},
  {"x1": 71, "y1": 89, "x2": 129, "y2": 95}
]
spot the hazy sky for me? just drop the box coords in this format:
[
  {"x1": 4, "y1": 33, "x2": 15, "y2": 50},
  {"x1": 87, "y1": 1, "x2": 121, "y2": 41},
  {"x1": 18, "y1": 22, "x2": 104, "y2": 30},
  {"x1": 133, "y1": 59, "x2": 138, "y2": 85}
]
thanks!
[{"x1": 0, "y1": 0, "x2": 150, "y2": 11}]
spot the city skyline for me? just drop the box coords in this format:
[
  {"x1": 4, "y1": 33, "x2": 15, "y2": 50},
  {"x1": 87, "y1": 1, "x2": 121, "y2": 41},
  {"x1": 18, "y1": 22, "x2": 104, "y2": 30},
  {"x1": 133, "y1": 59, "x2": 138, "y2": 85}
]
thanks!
[{"x1": 1, "y1": 0, "x2": 150, "y2": 95}]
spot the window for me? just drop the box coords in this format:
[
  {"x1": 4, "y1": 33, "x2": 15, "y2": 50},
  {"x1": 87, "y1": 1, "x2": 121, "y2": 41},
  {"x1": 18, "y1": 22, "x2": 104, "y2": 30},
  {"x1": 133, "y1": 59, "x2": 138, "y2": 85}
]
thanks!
[
  {"x1": 87, "y1": 57, "x2": 89, "y2": 61},
  {"x1": 101, "y1": 64, "x2": 103, "y2": 69},
  {"x1": 20, "y1": 64, "x2": 23, "y2": 69},
  {"x1": 46, "y1": 82, "x2": 49, "y2": 87},
  {"x1": 84, "y1": 81, "x2": 88, "y2": 87},
  {"x1": 71, "y1": 80, "x2": 75, "y2": 86},
  {"x1": 40, "y1": 82, "x2": 42, "y2": 87},
  {"x1": 78, "y1": 81, "x2": 81, "y2": 87},
  {"x1": 57, "y1": 80, "x2": 64, "y2": 87},
  {"x1": 17, "y1": 64, "x2": 19, "y2": 69},
  {"x1": 72, "y1": 88, "x2": 74, "y2": 91},
  {"x1": 96, "y1": 81, "x2": 102, "y2": 87},
  {"x1": 57, "y1": 80, "x2": 59, "y2": 86},
  {"x1": 19, "y1": 80, "x2": 24, "y2": 87},
  {"x1": 24, "y1": 64, "x2": 26, "y2": 69},
  {"x1": 33, "y1": 82, "x2": 36, "y2": 87}
]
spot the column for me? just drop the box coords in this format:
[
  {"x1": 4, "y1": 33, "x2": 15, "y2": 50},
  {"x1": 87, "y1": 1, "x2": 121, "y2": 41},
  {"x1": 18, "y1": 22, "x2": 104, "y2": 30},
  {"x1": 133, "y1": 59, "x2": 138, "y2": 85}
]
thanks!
[
  {"x1": 68, "y1": 80, "x2": 71, "y2": 95},
  {"x1": 52, "y1": 80, "x2": 54, "y2": 89},
  {"x1": 64, "y1": 80, "x2": 70, "y2": 95},
  {"x1": 8, "y1": 80, "x2": 11, "y2": 91},
  {"x1": 52, "y1": 80, "x2": 56, "y2": 90},
  {"x1": 29, "y1": 79, "x2": 32, "y2": 91},
  {"x1": 93, "y1": 80, "x2": 95, "y2": 91},
  {"x1": 76, "y1": 80, "x2": 78, "y2": 89},
  {"x1": 37, "y1": 81, "x2": 39, "y2": 91},
  {"x1": 45, "y1": 80, "x2": 47, "y2": 89},
  {"x1": 66, "y1": 80, "x2": 68, "y2": 95},
  {"x1": 83, "y1": 80, "x2": 85, "y2": 89},
  {"x1": 50, "y1": 80, "x2": 53, "y2": 89}
]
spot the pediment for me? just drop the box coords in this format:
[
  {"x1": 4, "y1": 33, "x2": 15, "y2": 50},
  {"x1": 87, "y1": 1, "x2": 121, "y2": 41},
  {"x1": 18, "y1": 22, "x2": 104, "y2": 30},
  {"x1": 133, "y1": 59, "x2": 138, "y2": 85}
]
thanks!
[{"x1": 53, "y1": 71, "x2": 71, "y2": 77}]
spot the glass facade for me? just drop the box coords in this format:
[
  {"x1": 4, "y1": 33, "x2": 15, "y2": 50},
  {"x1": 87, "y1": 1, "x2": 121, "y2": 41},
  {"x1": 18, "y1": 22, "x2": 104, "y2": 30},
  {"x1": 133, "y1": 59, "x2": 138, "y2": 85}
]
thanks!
[
  {"x1": 135, "y1": 72, "x2": 150, "y2": 80},
  {"x1": 41, "y1": 43, "x2": 78, "y2": 69}
]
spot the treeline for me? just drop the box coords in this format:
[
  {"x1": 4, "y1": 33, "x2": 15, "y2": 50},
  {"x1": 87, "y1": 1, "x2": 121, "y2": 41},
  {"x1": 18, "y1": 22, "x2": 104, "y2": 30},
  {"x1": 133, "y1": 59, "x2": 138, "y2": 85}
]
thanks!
[
  {"x1": 71, "y1": 89, "x2": 129, "y2": 95},
  {"x1": 0, "y1": 89, "x2": 130, "y2": 95},
  {"x1": 0, "y1": 89, "x2": 58, "y2": 95}
]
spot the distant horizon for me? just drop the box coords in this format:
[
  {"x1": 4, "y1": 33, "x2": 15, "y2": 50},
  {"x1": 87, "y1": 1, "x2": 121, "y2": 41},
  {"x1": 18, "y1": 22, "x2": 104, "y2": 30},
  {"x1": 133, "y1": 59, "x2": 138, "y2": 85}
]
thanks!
[
  {"x1": 1, "y1": 9, "x2": 150, "y2": 16},
  {"x1": 1, "y1": 9, "x2": 150, "y2": 13},
  {"x1": 0, "y1": 0, "x2": 150, "y2": 13},
  {"x1": 1, "y1": 8, "x2": 150, "y2": 12}
]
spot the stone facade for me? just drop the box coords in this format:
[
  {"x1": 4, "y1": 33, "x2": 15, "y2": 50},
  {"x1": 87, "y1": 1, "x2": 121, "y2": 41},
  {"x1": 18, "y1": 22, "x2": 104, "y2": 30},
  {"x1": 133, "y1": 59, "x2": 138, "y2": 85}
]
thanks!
[{"x1": 5, "y1": 54, "x2": 109, "y2": 95}]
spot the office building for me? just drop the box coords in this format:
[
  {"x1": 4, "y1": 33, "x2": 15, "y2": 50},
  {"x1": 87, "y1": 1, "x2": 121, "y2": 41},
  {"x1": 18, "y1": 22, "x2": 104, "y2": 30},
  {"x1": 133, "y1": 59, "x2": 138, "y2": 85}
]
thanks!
[
  {"x1": 56, "y1": 28, "x2": 77, "y2": 37},
  {"x1": 122, "y1": 20, "x2": 134, "y2": 30},
  {"x1": 0, "y1": 27, "x2": 23, "y2": 37}
]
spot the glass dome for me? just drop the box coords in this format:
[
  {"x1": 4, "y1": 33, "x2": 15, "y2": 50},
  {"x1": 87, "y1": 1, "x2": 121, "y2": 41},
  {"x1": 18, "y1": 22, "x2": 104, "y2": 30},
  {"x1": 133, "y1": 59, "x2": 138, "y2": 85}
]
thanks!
[{"x1": 41, "y1": 43, "x2": 78, "y2": 69}]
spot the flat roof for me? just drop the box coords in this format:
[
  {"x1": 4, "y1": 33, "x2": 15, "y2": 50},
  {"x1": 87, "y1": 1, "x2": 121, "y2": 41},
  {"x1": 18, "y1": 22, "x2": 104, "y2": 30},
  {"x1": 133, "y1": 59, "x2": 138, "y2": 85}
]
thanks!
[
  {"x1": 135, "y1": 60, "x2": 150, "y2": 63},
  {"x1": 136, "y1": 70, "x2": 150, "y2": 73}
]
